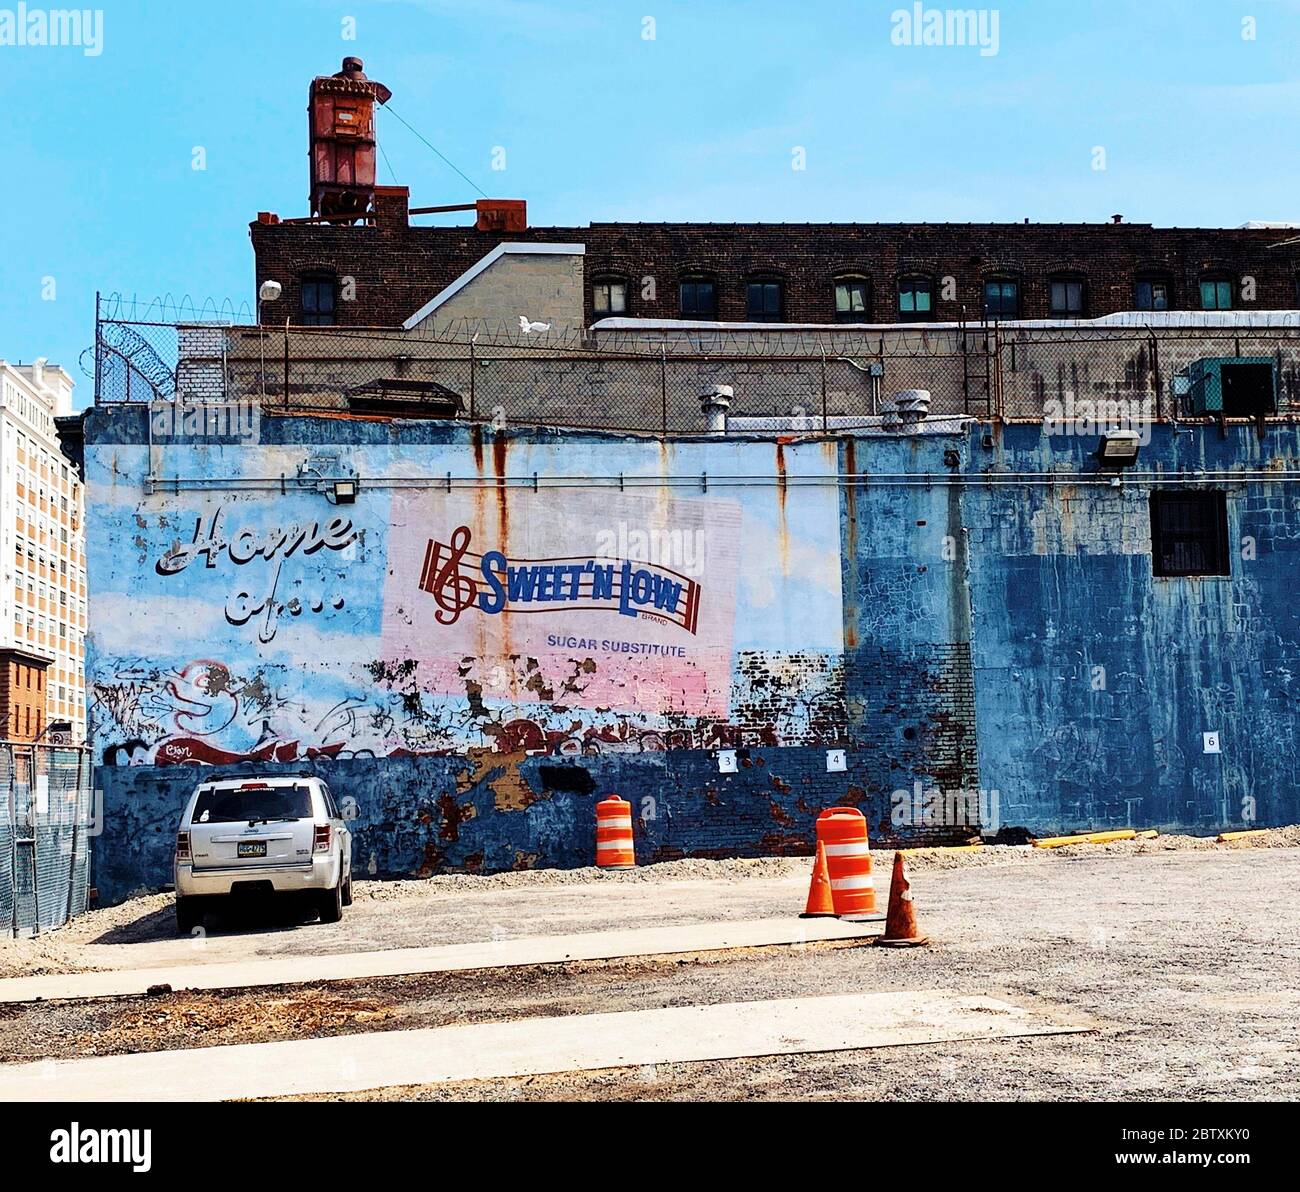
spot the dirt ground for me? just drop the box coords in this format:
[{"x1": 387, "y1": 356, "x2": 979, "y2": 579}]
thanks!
[
  {"x1": 4, "y1": 827, "x2": 1293, "y2": 979},
  {"x1": 2, "y1": 832, "x2": 1298, "y2": 1101}
]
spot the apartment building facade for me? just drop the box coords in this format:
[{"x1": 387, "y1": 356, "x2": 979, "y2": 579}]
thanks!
[
  {"x1": 250, "y1": 193, "x2": 1300, "y2": 332},
  {"x1": 0, "y1": 359, "x2": 87, "y2": 742}
]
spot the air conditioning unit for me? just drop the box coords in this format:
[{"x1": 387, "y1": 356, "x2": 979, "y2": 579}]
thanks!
[{"x1": 1184, "y1": 357, "x2": 1276, "y2": 417}]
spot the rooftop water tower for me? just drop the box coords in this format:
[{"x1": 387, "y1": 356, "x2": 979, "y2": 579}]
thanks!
[{"x1": 308, "y1": 57, "x2": 392, "y2": 222}]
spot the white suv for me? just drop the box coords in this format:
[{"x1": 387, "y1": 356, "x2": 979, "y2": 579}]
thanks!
[{"x1": 174, "y1": 775, "x2": 353, "y2": 933}]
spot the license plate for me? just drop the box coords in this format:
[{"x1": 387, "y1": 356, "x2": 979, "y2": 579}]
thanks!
[{"x1": 237, "y1": 841, "x2": 267, "y2": 858}]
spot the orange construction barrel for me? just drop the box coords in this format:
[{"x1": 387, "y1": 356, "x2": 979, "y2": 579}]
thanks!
[
  {"x1": 595, "y1": 795, "x2": 636, "y2": 869},
  {"x1": 816, "y1": 807, "x2": 877, "y2": 916}
]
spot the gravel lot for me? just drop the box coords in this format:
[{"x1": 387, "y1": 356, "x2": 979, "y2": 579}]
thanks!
[{"x1": 2, "y1": 833, "x2": 1298, "y2": 1100}]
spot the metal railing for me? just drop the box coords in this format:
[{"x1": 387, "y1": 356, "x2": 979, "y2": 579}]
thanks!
[
  {"x1": 1, "y1": 741, "x2": 94, "y2": 937},
  {"x1": 91, "y1": 307, "x2": 1300, "y2": 434}
]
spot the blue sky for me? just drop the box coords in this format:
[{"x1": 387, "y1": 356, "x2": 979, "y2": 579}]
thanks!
[{"x1": 3, "y1": 0, "x2": 1299, "y2": 401}]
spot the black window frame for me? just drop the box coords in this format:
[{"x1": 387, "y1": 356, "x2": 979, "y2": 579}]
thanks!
[
  {"x1": 300, "y1": 274, "x2": 339, "y2": 326},
  {"x1": 983, "y1": 278, "x2": 1020, "y2": 319},
  {"x1": 897, "y1": 276, "x2": 935, "y2": 322},
  {"x1": 745, "y1": 279, "x2": 784, "y2": 322},
  {"x1": 591, "y1": 277, "x2": 629, "y2": 317},
  {"x1": 1150, "y1": 490, "x2": 1230, "y2": 578},
  {"x1": 679, "y1": 277, "x2": 717, "y2": 318},
  {"x1": 1199, "y1": 275, "x2": 1234, "y2": 311},
  {"x1": 833, "y1": 277, "x2": 870, "y2": 323},
  {"x1": 1135, "y1": 275, "x2": 1172, "y2": 312},
  {"x1": 1048, "y1": 276, "x2": 1087, "y2": 317}
]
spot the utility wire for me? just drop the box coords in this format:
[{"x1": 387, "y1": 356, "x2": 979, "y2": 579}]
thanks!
[
  {"x1": 377, "y1": 136, "x2": 399, "y2": 186},
  {"x1": 381, "y1": 103, "x2": 488, "y2": 198}
]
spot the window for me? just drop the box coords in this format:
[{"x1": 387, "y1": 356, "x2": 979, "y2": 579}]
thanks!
[
  {"x1": 592, "y1": 279, "x2": 628, "y2": 316},
  {"x1": 679, "y1": 278, "x2": 717, "y2": 317},
  {"x1": 1049, "y1": 278, "x2": 1086, "y2": 317},
  {"x1": 746, "y1": 281, "x2": 784, "y2": 322},
  {"x1": 1199, "y1": 276, "x2": 1233, "y2": 311},
  {"x1": 191, "y1": 784, "x2": 314, "y2": 825},
  {"x1": 983, "y1": 279, "x2": 1019, "y2": 319},
  {"x1": 834, "y1": 278, "x2": 869, "y2": 322},
  {"x1": 1150, "y1": 491, "x2": 1229, "y2": 577},
  {"x1": 300, "y1": 275, "x2": 338, "y2": 325},
  {"x1": 898, "y1": 278, "x2": 934, "y2": 321},
  {"x1": 1135, "y1": 277, "x2": 1171, "y2": 311}
]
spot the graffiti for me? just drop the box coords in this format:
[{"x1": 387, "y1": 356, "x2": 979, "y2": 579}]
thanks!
[
  {"x1": 154, "y1": 504, "x2": 355, "y2": 643},
  {"x1": 97, "y1": 659, "x2": 353, "y2": 766},
  {"x1": 419, "y1": 524, "x2": 702, "y2": 633}
]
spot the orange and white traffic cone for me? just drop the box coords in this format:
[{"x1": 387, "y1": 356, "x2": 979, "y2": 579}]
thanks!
[
  {"x1": 816, "y1": 807, "x2": 880, "y2": 920},
  {"x1": 876, "y1": 851, "x2": 928, "y2": 947},
  {"x1": 595, "y1": 795, "x2": 636, "y2": 869},
  {"x1": 799, "y1": 841, "x2": 836, "y2": 917}
]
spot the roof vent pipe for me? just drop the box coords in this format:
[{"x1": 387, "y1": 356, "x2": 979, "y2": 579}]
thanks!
[
  {"x1": 701, "y1": 384, "x2": 733, "y2": 435},
  {"x1": 892, "y1": 388, "x2": 931, "y2": 432}
]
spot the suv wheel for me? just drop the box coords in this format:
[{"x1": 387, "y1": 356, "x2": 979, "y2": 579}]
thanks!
[
  {"x1": 175, "y1": 896, "x2": 202, "y2": 935},
  {"x1": 341, "y1": 867, "x2": 353, "y2": 907},
  {"x1": 318, "y1": 878, "x2": 343, "y2": 924}
]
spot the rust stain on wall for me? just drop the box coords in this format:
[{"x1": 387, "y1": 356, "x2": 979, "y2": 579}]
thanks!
[
  {"x1": 490, "y1": 431, "x2": 514, "y2": 682},
  {"x1": 775, "y1": 442, "x2": 790, "y2": 575},
  {"x1": 842, "y1": 438, "x2": 859, "y2": 652}
]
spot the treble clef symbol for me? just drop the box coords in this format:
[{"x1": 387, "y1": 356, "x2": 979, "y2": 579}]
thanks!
[{"x1": 425, "y1": 525, "x2": 478, "y2": 625}]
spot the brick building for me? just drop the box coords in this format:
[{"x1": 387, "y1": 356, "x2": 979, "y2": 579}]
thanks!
[
  {"x1": 0, "y1": 359, "x2": 88, "y2": 743},
  {"x1": 0, "y1": 648, "x2": 49, "y2": 742},
  {"x1": 250, "y1": 189, "x2": 1300, "y2": 330}
]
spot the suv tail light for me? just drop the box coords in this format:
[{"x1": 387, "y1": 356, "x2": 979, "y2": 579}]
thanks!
[
  {"x1": 313, "y1": 824, "x2": 332, "y2": 853},
  {"x1": 176, "y1": 831, "x2": 191, "y2": 860}
]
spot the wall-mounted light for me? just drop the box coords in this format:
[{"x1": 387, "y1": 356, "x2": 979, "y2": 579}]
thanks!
[
  {"x1": 332, "y1": 479, "x2": 358, "y2": 504},
  {"x1": 258, "y1": 280, "x2": 283, "y2": 303},
  {"x1": 1097, "y1": 429, "x2": 1141, "y2": 469}
]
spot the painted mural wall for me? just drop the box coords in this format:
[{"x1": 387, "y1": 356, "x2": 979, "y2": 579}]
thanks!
[
  {"x1": 81, "y1": 409, "x2": 1300, "y2": 900},
  {"x1": 86, "y1": 412, "x2": 847, "y2": 770}
]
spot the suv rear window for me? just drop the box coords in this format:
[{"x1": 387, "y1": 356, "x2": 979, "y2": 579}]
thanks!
[{"x1": 191, "y1": 784, "x2": 314, "y2": 824}]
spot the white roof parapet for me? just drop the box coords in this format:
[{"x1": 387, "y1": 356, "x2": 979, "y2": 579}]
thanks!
[
  {"x1": 402, "y1": 242, "x2": 587, "y2": 330},
  {"x1": 593, "y1": 310, "x2": 1300, "y2": 333}
]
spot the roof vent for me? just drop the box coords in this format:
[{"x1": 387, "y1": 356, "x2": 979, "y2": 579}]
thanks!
[
  {"x1": 884, "y1": 389, "x2": 931, "y2": 433},
  {"x1": 701, "y1": 384, "x2": 733, "y2": 435}
]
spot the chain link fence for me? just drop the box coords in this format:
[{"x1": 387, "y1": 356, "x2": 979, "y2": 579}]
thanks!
[
  {"x1": 93, "y1": 313, "x2": 1300, "y2": 432},
  {"x1": 1, "y1": 742, "x2": 94, "y2": 937}
]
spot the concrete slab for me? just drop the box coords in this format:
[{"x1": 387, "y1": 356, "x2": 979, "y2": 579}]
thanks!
[
  {"x1": 0, "y1": 991, "x2": 1097, "y2": 1102},
  {"x1": 0, "y1": 916, "x2": 881, "y2": 1005}
]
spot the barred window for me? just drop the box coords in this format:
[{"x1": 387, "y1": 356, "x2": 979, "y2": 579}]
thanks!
[{"x1": 1150, "y1": 490, "x2": 1229, "y2": 577}]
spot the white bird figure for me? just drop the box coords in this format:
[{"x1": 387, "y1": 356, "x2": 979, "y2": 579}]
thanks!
[{"x1": 518, "y1": 316, "x2": 551, "y2": 334}]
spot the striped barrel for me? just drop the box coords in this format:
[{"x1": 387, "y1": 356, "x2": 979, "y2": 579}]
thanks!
[
  {"x1": 595, "y1": 795, "x2": 636, "y2": 869},
  {"x1": 816, "y1": 807, "x2": 877, "y2": 916}
]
